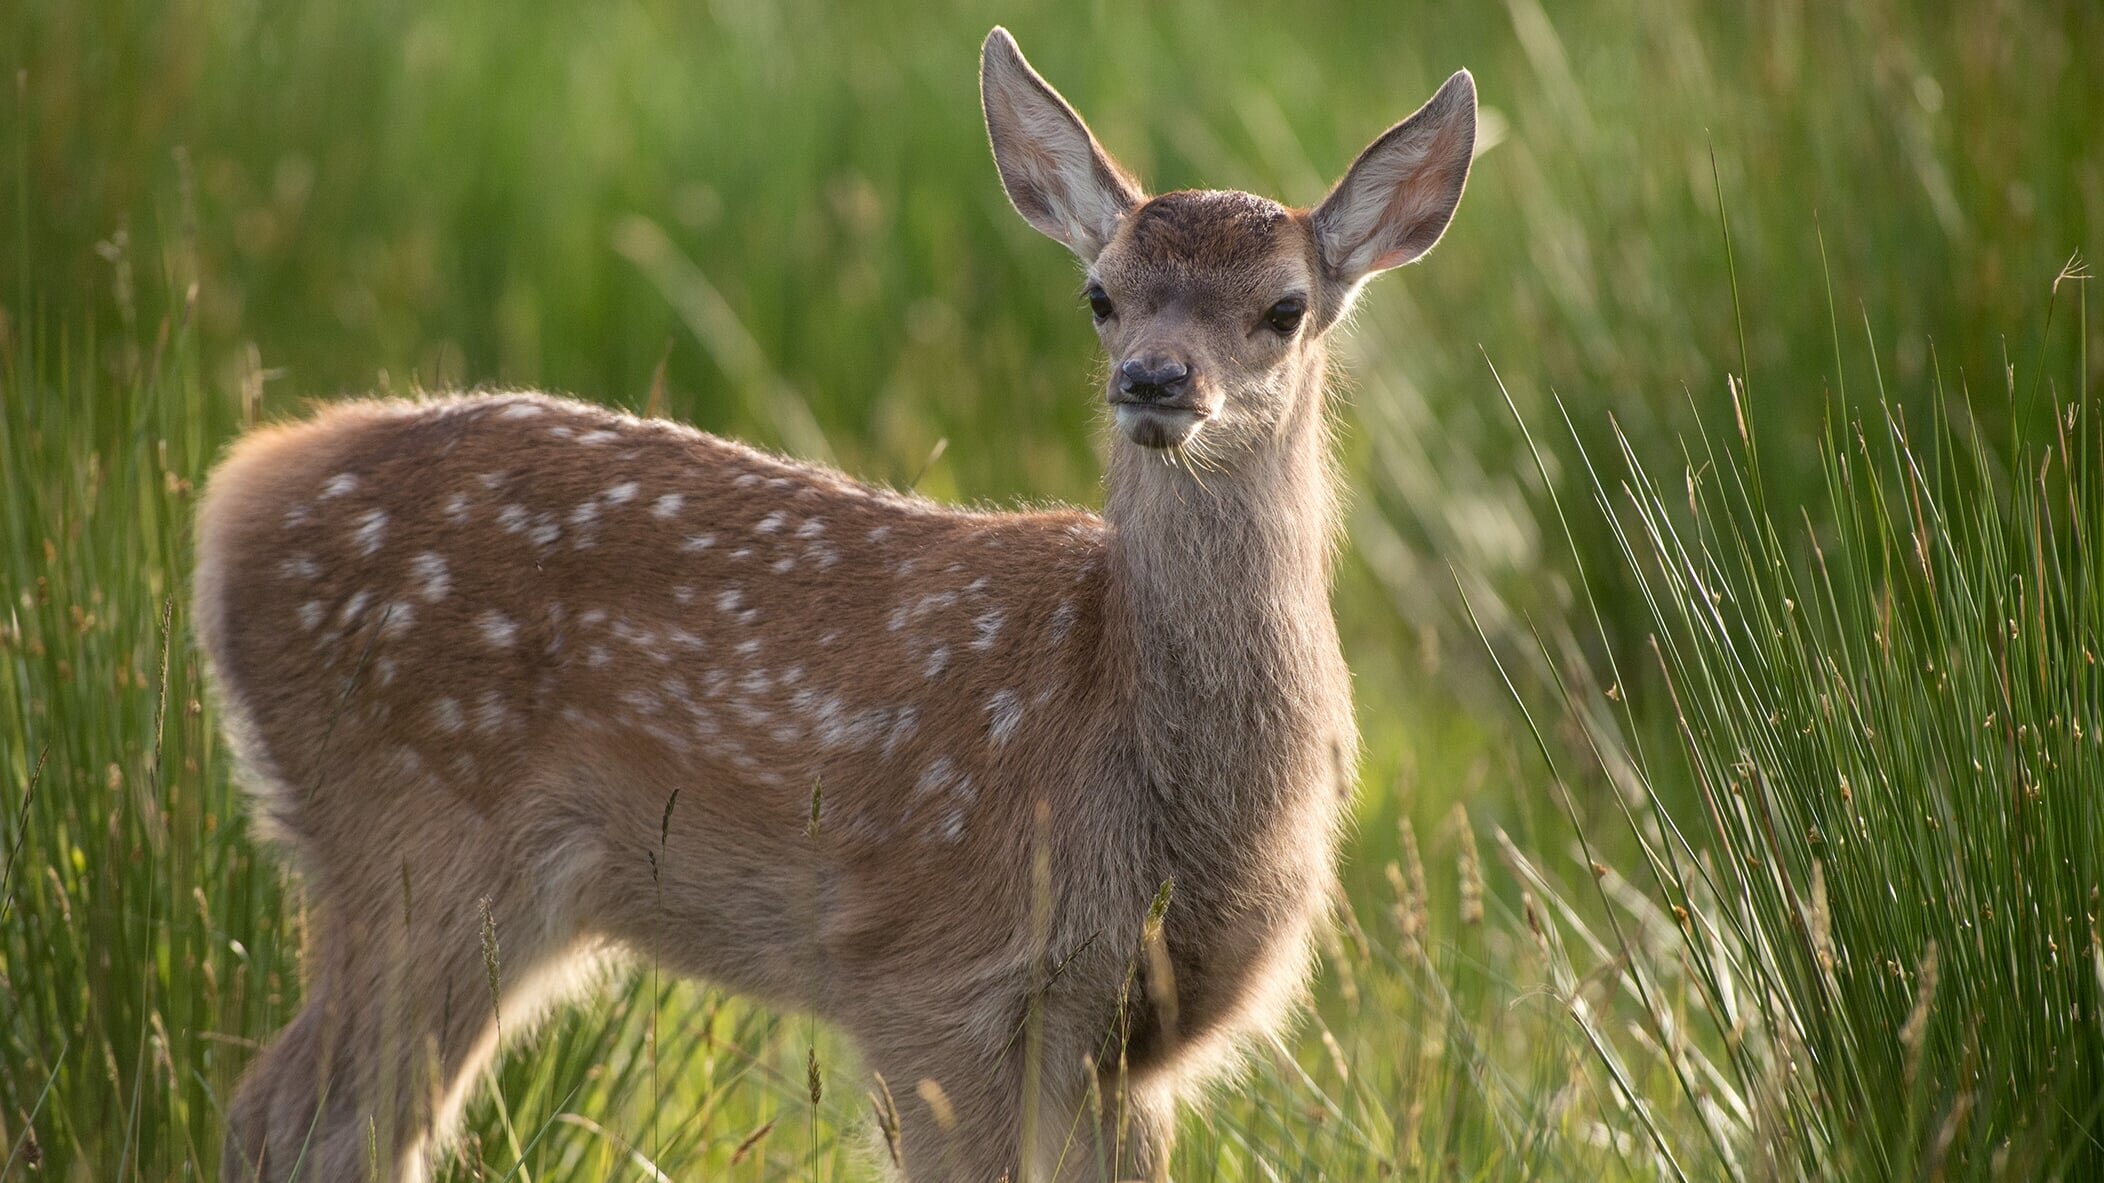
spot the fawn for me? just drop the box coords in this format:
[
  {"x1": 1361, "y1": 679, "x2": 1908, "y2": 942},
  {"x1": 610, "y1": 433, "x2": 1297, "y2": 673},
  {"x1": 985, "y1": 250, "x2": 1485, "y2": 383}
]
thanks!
[{"x1": 198, "y1": 27, "x2": 1475, "y2": 1182}]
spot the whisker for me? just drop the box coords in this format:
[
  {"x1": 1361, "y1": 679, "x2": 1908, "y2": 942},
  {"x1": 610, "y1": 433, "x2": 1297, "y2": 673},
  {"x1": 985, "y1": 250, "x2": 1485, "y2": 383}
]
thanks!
[{"x1": 1168, "y1": 444, "x2": 1215, "y2": 496}]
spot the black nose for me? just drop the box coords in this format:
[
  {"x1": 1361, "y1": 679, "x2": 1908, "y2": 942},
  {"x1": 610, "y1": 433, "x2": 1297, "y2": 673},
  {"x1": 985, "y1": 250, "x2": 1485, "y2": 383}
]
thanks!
[{"x1": 1119, "y1": 357, "x2": 1192, "y2": 402}]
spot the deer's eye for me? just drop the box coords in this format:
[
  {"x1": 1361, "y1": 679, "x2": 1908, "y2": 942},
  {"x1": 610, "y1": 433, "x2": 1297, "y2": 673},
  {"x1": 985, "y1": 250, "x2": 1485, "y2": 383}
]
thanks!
[
  {"x1": 1265, "y1": 297, "x2": 1306, "y2": 336},
  {"x1": 1085, "y1": 285, "x2": 1115, "y2": 322}
]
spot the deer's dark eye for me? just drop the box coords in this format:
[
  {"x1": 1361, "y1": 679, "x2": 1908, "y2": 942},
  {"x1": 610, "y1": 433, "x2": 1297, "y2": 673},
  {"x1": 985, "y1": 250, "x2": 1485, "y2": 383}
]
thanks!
[
  {"x1": 1266, "y1": 296, "x2": 1306, "y2": 335},
  {"x1": 1085, "y1": 285, "x2": 1115, "y2": 322}
]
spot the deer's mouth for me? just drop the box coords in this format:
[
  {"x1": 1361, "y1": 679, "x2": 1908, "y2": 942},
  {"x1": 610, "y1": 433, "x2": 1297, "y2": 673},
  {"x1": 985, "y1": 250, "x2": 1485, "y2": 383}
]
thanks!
[{"x1": 1110, "y1": 399, "x2": 1210, "y2": 449}]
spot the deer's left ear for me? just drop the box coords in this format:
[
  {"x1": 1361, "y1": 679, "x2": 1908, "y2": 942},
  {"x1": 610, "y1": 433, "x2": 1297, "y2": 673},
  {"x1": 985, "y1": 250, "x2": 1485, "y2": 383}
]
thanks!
[
  {"x1": 981, "y1": 27, "x2": 1144, "y2": 262},
  {"x1": 1313, "y1": 70, "x2": 1476, "y2": 287}
]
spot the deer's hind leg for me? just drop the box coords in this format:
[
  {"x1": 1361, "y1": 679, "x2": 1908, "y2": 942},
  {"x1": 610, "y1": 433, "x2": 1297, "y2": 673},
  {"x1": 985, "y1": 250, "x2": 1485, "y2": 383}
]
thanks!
[
  {"x1": 856, "y1": 988, "x2": 1173, "y2": 1183},
  {"x1": 223, "y1": 796, "x2": 602, "y2": 1182}
]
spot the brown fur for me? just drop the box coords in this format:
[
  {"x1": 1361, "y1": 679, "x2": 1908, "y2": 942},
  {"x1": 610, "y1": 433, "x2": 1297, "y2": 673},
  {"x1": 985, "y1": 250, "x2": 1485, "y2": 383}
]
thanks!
[{"x1": 201, "y1": 28, "x2": 1474, "y2": 1183}]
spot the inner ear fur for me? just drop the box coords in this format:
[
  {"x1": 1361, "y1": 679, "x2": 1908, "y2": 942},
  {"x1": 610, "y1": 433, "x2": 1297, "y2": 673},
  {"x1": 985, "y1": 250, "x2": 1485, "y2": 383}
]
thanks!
[
  {"x1": 1312, "y1": 70, "x2": 1477, "y2": 285},
  {"x1": 980, "y1": 27, "x2": 1143, "y2": 261}
]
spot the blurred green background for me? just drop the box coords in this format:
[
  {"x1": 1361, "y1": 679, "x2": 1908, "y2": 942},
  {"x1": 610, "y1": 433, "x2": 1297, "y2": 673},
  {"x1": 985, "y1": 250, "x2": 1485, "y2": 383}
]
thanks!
[
  {"x1": 15, "y1": 0, "x2": 2100, "y2": 716},
  {"x1": 4, "y1": 0, "x2": 2101, "y2": 1177}
]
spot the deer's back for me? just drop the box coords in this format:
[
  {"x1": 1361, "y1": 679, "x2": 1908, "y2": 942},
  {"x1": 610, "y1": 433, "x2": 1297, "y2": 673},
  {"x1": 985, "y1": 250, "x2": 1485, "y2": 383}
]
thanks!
[{"x1": 195, "y1": 395, "x2": 1121, "y2": 899}]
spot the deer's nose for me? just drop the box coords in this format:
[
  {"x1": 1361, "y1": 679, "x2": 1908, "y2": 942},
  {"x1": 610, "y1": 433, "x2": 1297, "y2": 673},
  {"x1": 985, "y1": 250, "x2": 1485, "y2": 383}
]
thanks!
[{"x1": 1118, "y1": 357, "x2": 1192, "y2": 402}]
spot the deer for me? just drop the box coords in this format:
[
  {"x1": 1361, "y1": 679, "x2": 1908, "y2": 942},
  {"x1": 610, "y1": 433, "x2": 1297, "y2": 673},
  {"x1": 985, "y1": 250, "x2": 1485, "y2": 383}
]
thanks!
[{"x1": 196, "y1": 27, "x2": 1475, "y2": 1183}]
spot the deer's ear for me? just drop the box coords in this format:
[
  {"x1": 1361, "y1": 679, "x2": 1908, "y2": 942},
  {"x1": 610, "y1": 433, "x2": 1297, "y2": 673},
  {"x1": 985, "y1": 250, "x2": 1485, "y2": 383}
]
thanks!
[
  {"x1": 981, "y1": 28, "x2": 1142, "y2": 262},
  {"x1": 1313, "y1": 70, "x2": 1476, "y2": 286}
]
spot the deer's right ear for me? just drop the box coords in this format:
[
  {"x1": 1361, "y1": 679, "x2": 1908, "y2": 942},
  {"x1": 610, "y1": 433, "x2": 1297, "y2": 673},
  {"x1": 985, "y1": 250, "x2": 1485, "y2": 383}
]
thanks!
[{"x1": 981, "y1": 28, "x2": 1142, "y2": 262}]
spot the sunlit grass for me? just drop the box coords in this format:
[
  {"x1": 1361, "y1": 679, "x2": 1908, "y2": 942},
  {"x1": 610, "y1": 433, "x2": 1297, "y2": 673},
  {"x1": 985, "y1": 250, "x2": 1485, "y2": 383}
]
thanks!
[
  {"x1": 1481, "y1": 258, "x2": 2104, "y2": 1179},
  {"x1": 0, "y1": 279, "x2": 1635, "y2": 1181},
  {"x1": 2, "y1": 0, "x2": 2100, "y2": 1178}
]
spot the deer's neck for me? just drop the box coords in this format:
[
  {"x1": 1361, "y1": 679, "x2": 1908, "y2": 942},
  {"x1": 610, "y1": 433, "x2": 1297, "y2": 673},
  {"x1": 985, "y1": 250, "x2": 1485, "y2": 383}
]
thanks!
[{"x1": 1100, "y1": 352, "x2": 1350, "y2": 809}]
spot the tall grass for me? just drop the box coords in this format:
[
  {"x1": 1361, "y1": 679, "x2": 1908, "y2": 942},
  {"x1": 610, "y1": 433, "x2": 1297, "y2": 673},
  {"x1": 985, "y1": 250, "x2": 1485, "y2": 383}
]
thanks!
[
  {"x1": 0, "y1": 102, "x2": 1641, "y2": 1183},
  {"x1": 1488, "y1": 260, "x2": 2102, "y2": 1178},
  {"x1": 3, "y1": 0, "x2": 2101, "y2": 1177}
]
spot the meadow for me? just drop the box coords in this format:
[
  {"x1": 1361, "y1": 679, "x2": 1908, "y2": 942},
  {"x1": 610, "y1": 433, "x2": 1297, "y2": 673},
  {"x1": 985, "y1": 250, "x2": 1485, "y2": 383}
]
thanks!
[{"x1": 3, "y1": 0, "x2": 2101, "y2": 1177}]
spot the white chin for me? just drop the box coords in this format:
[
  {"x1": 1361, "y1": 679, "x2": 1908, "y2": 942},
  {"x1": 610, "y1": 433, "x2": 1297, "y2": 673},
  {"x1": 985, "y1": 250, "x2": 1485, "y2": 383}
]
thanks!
[{"x1": 1115, "y1": 405, "x2": 1203, "y2": 450}]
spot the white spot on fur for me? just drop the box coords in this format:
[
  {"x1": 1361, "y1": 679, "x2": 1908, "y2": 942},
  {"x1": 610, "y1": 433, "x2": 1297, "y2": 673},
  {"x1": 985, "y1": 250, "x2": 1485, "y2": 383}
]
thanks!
[
  {"x1": 279, "y1": 554, "x2": 319, "y2": 581},
  {"x1": 610, "y1": 618, "x2": 660, "y2": 653},
  {"x1": 914, "y1": 757, "x2": 956, "y2": 798},
  {"x1": 643, "y1": 721, "x2": 696, "y2": 754},
  {"x1": 966, "y1": 576, "x2": 990, "y2": 594},
  {"x1": 376, "y1": 656, "x2": 397, "y2": 685},
  {"x1": 499, "y1": 402, "x2": 545, "y2": 419},
  {"x1": 730, "y1": 547, "x2": 752, "y2": 561},
  {"x1": 653, "y1": 493, "x2": 685, "y2": 518},
  {"x1": 796, "y1": 518, "x2": 826, "y2": 538},
  {"x1": 547, "y1": 424, "x2": 575, "y2": 439},
  {"x1": 498, "y1": 505, "x2": 529, "y2": 534},
  {"x1": 283, "y1": 504, "x2": 311, "y2": 529},
  {"x1": 352, "y1": 509, "x2": 389, "y2": 556},
  {"x1": 443, "y1": 493, "x2": 472, "y2": 524},
  {"x1": 473, "y1": 690, "x2": 514, "y2": 732},
  {"x1": 717, "y1": 587, "x2": 743, "y2": 614},
  {"x1": 478, "y1": 610, "x2": 519, "y2": 648},
  {"x1": 587, "y1": 645, "x2": 611, "y2": 667},
  {"x1": 380, "y1": 602, "x2": 417, "y2": 637},
  {"x1": 923, "y1": 646, "x2": 950, "y2": 680},
  {"x1": 1049, "y1": 599, "x2": 1078, "y2": 646},
  {"x1": 886, "y1": 706, "x2": 918, "y2": 754},
  {"x1": 431, "y1": 697, "x2": 465, "y2": 733},
  {"x1": 736, "y1": 638, "x2": 762, "y2": 658},
  {"x1": 772, "y1": 557, "x2": 795, "y2": 574},
  {"x1": 888, "y1": 606, "x2": 908, "y2": 631},
  {"x1": 867, "y1": 525, "x2": 892, "y2": 543},
  {"x1": 578, "y1": 429, "x2": 619, "y2": 445},
  {"x1": 673, "y1": 584, "x2": 696, "y2": 604},
  {"x1": 337, "y1": 590, "x2": 373, "y2": 626},
  {"x1": 413, "y1": 552, "x2": 451, "y2": 601},
  {"x1": 298, "y1": 601, "x2": 325, "y2": 631},
  {"x1": 682, "y1": 533, "x2": 717, "y2": 552},
  {"x1": 735, "y1": 473, "x2": 760, "y2": 488},
  {"x1": 320, "y1": 473, "x2": 360, "y2": 499},
  {"x1": 754, "y1": 512, "x2": 786, "y2": 534},
  {"x1": 729, "y1": 699, "x2": 774, "y2": 727},
  {"x1": 915, "y1": 590, "x2": 958, "y2": 619},
  {"x1": 972, "y1": 609, "x2": 1006, "y2": 651},
  {"x1": 603, "y1": 481, "x2": 639, "y2": 504},
  {"x1": 478, "y1": 472, "x2": 509, "y2": 490},
  {"x1": 986, "y1": 690, "x2": 1023, "y2": 746}
]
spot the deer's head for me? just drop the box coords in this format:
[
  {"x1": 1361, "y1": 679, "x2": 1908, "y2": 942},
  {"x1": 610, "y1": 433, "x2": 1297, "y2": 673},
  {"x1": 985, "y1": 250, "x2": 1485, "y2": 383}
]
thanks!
[{"x1": 981, "y1": 28, "x2": 1476, "y2": 456}]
